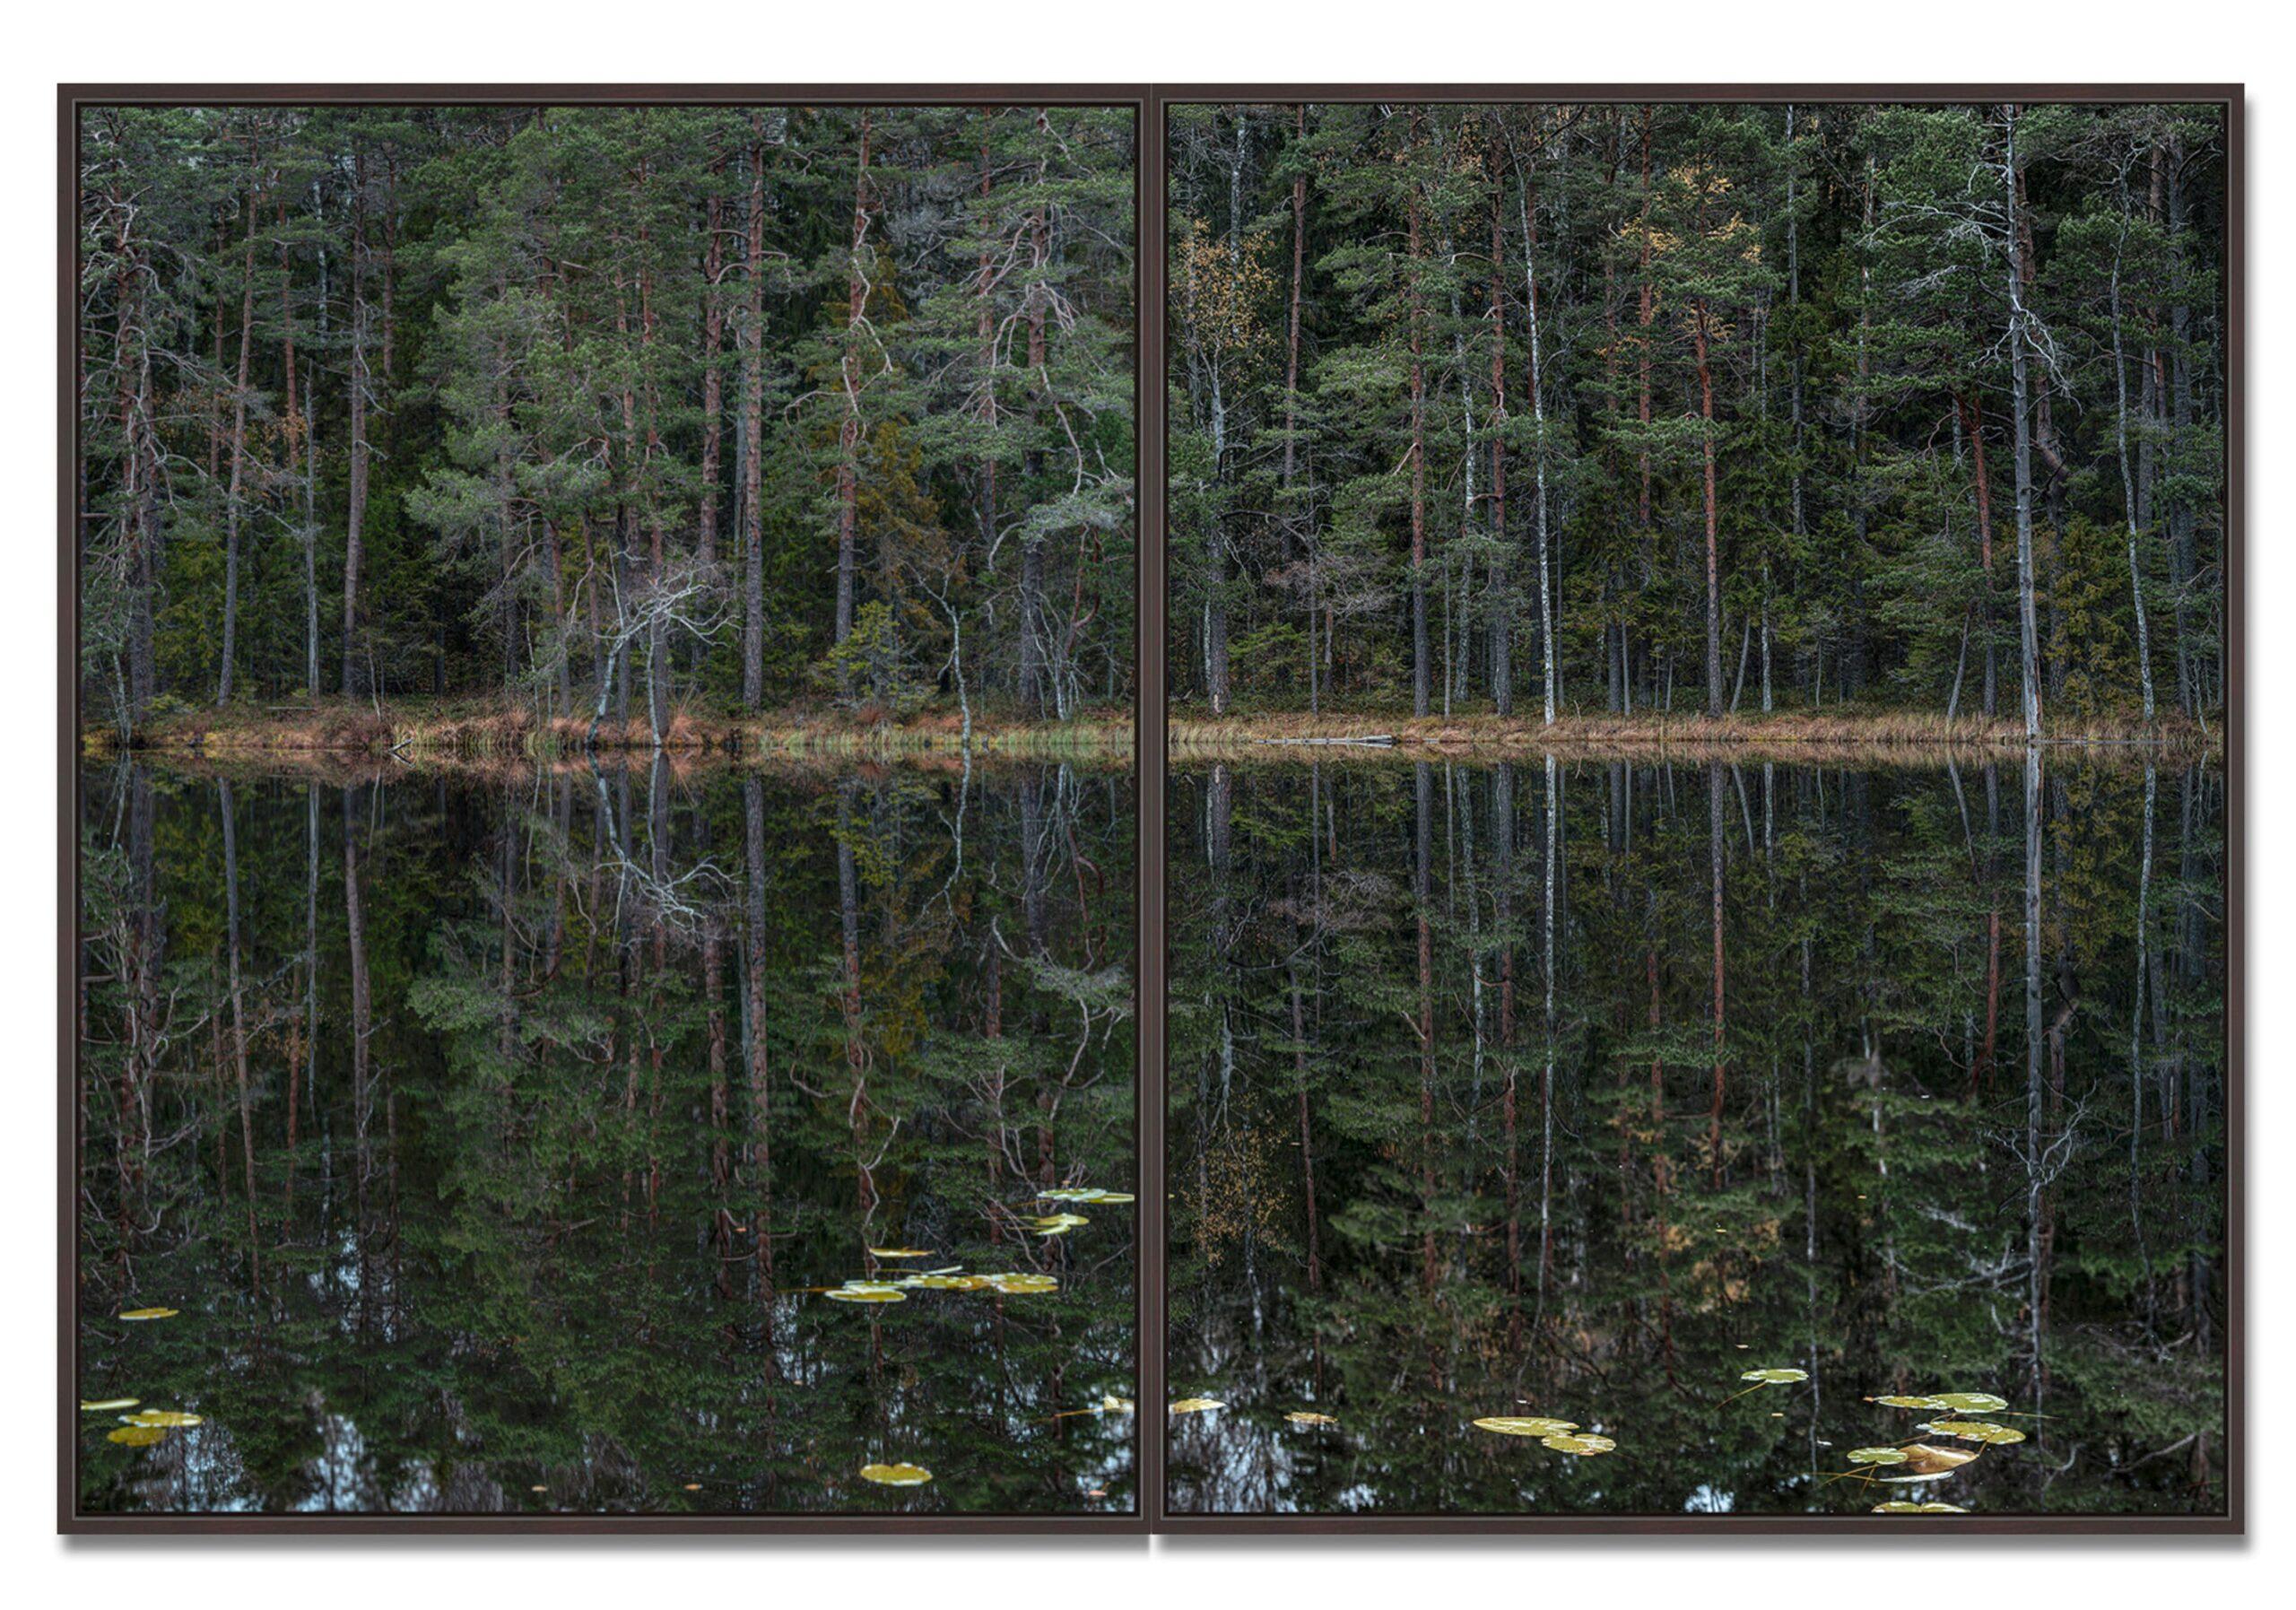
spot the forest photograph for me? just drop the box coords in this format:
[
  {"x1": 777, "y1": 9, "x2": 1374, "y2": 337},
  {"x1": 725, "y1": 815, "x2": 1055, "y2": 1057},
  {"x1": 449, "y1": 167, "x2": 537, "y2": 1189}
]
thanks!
[
  {"x1": 1163, "y1": 98, "x2": 2230, "y2": 1524},
  {"x1": 70, "y1": 97, "x2": 1141, "y2": 1522}
]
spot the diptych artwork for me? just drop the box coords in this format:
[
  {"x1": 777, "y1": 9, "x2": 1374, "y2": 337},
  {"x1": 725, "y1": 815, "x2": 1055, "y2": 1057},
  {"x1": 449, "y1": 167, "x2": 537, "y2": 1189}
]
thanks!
[{"x1": 65, "y1": 88, "x2": 2234, "y2": 1533}]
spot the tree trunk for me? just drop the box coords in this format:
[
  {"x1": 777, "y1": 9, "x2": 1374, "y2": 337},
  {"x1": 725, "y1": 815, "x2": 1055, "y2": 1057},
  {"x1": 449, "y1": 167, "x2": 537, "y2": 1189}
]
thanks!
[
  {"x1": 1694, "y1": 303, "x2": 1722, "y2": 718},
  {"x1": 832, "y1": 112, "x2": 872, "y2": 701},
  {"x1": 1488, "y1": 188, "x2": 1512, "y2": 718},
  {"x1": 342, "y1": 152, "x2": 370, "y2": 700},
  {"x1": 2003, "y1": 107, "x2": 2045, "y2": 742},
  {"x1": 218, "y1": 163, "x2": 257, "y2": 705},
  {"x1": 1408, "y1": 129, "x2": 1430, "y2": 719},
  {"x1": 741, "y1": 128, "x2": 768, "y2": 708}
]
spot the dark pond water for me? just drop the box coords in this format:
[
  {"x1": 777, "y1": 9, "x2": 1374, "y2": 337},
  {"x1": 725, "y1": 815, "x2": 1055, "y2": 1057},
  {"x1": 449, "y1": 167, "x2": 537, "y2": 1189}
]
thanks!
[
  {"x1": 1167, "y1": 753, "x2": 2226, "y2": 1517},
  {"x1": 74, "y1": 757, "x2": 1136, "y2": 1516}
]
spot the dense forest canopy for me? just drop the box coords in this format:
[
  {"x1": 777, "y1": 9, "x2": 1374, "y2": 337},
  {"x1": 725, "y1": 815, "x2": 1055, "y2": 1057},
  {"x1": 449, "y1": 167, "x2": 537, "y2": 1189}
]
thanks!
[
  {"x1": 78, "y1": 103, "x2": 1136, "y2": 740},
  {"x1": 1167, "y1": 101, "x2": 2228, "y2": 733}
]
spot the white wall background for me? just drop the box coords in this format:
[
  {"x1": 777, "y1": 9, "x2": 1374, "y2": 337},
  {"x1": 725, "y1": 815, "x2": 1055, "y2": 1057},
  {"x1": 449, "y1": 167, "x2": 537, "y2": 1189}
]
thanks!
[{"x1": 1, "y1": 5, "x2": 2282, "y2": 1597}]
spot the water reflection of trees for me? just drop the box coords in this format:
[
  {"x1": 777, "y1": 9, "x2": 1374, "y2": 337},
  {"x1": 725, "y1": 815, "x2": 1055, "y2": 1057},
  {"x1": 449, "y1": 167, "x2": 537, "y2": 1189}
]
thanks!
[
  {"x1": 76, "y1": 757, "x2": 1135, "y2": 1515},
  {"x1": 1168, "y1": 755, "x2": 2224, "y2": 1517}
]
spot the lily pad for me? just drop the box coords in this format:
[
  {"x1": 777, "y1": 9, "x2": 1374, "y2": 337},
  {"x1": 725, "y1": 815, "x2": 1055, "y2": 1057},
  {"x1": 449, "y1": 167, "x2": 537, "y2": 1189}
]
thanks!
[
  {"x1": 1868, "y1": 1395, "x2": 1945, "y2": 1409},
  {"x1": 901, "y1": 1275, "x2": 987, "y2": 1291},
  {"x1": 1285, "y1": 1411, "x2": 1339, "y2": 1427},
  {"x1": 1873, "y1": 1501, "x2": 1968, "y2": 1513},
  {"x1": 1170, "y1": 1398, "x2": 1225, "y2": 1414},
  {"x1": 1847, "y1": 1447, "x2": 1909, "y2": 1466},
  {"x1": 1932, "y1": 1420, "x2": 2025, "y2": 1446},
  {"x1": 1473, "y1": 1415, "x2": 1578, "y2": 1437},
  {"x1": 980, "y1": 1273, "x2": 1059, "y2": 1294},
  {"x1": 1740, "y1": 1368, "x2": 1808, "y2": 1384},
  {"x1": 106, "y1": 1425, "x2": 169, "y2": 1447},
  {"x1": 1101, "y1": 1396, "x2": 1135, "y2": 1414},
  {"x1": 825, "y1": 1285, "x2": 907, "y2": 1304},
  {"x1": 1542, "y1": 1433, "x2": 1616, "y2": 1456},
  {"x1": 80, "y1": 1398, "x2": 139, "y2": 1413},
  {"x1": 117, "y1": 1308, "x2": 178, "y2": 1322},
  {"x1": 1876, "y1": 1443, "x2": 1979, "y2": 1481},
  {"x1": 858, "y1": 1462, "x2": 933, "y2": 1487},
  {"x1": 1033, "y1": 1213, "x2": 1091, "y2": 1236},
  {"x1": 866, "y1": 1248, "x2": 933, "y2": 1258},
  {"x1": 1929, "y1": 1392, "x2": 2010, "y2": 1414},
  {"x1": 126, "y1": 1410, "x2": 204, "y2": 1429}
]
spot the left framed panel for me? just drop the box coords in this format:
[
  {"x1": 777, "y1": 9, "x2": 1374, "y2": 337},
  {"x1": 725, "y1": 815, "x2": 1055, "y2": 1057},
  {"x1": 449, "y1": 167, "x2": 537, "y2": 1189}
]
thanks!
[{"x1": 60, "y1": 84, "x2": 1147, "y2": 1535}]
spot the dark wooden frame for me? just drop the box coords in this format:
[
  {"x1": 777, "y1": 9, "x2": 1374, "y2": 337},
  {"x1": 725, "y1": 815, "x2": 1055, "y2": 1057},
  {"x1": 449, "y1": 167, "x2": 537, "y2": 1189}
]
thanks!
[
  {"x1": 1144, "y1": 83, "x2": 2244, "y2": 1538},
  {"x1": 57, "y1": 82, "x2": 1154, "y2": 1538}
]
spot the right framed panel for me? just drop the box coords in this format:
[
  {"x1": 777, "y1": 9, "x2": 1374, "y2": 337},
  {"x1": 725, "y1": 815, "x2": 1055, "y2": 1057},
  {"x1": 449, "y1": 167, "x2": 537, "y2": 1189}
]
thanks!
[{"x1": 1153, "y1": 86, "x2": 2240, "y2": 1534}]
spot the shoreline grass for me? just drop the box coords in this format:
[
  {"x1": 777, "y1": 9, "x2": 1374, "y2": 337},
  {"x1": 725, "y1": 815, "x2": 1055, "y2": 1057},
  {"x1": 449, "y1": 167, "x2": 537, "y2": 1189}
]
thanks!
[
  {"x1": 1169, "y1": 707, "x2": 2220, "y2": 766},
  {"x1": 84, "y1": 697, "x2": 1135, "y2": 765}
]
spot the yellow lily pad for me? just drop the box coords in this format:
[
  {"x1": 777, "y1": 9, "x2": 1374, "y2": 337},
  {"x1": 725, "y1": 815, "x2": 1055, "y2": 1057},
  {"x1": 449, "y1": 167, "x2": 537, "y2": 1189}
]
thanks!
[
  {"x1": 858, "y1": 1462, "x2": 933, "y2": 1487},
  {"x1": 1474, "y1": 1415, "x2": 1578, "y2": 1437},
  {"x1": 1100, "y1": 1396, "x2": 1135, "y2": 1414},
  {"x1": 1929, "y1": 1392, "x2": 2010, "y2": 1414},
  {"x1": 980, "y1": 1273, "x2": 1059, "y2": 1294},
  {"x1": 1170, "y1": 1398, "x2": 1225, "y2": 1414},
  {"x1": 1932, "y1": 1420, "x2": 2025, "y2": 1446},
  {"x1": 1868, "y1": 1394, "x2": 1946, "y2": 1409},
  {"x1": 106, "y1": 1425, "x2": 169, "y2": 1447},
  {"x1": 1847, "y1": 1447, "x2": 1909, "y2": 1466},
  {"x1": 1873, "y1": 1501, "x2": 1968, "y2": 1513},
  {"x1": 117, "y1": 1308, "x2": 178, "y2": 1322},
  {"x1": 1876, "y1": 1443, "x2": 1980, "y2": 1481},
  {"x1": 126, "y1": 1410, "x2": 204, "y2": 1429},
  {"x1": 825, "y1": 1285, "x2": 907, "y2": 1304},
  {"x1": 1032, "y1": 1213, "x2": 1091, "y2": 1235},
  {"x1": 901, "y1": 1275, "x2": 987, "y2": 1291},
  {"x1": 80, "y1": 1398, "x2": 139, "y2": 1413},
  {"x1": 1542, "y1": 1433, "x2": 1616, "y2": 1456},
  {"x1": 867, "y1": 1248, "x2": 933, "y2": 1258},
  {"x1": 1740, "y1": 1368, "x2": 1807, "y2": 1384},
  {"x1": 1286, "y1": 1411, "x2": 1338, "y2": 1426}
]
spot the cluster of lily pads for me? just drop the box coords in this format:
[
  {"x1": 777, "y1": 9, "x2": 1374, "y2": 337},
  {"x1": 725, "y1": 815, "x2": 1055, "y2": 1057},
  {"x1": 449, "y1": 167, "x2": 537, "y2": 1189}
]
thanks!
[
  {"x1": 83, "y1": 1397, "x2": 203, "y2": 1449},
  {"x1": 1842, "y1": 1388, "x2": 2027, "y2": 1512},
  {"x1": 91, "y1": 1307, "x2": 196, "y2": 1450},
  {"x1": 840, "y1": 1188, "x2": 1134, "y2": 1492},
  {"x1": 1472, "y1": 1415, "x2": 1617, "y2": 1458},
  {"x1": 823, "y1": 1264, "x2": 1063, "y2": 1303},
  {"x1": 1168, "y1": 1397, "x2": 1341, "y2": 1430},
  {"x1": 1726, "y1": 1366, "x2": 2030, "y2": 1514}
]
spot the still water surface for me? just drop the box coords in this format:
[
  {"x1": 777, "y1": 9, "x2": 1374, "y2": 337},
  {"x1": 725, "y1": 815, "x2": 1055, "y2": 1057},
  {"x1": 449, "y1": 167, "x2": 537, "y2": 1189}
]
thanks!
[
  {"x1": 76, "y1": 756, "x2": 1136, "y2": 1515},
  {"x1": 1167, "y1": 753, "x2": 2225, "y2": 1517}
]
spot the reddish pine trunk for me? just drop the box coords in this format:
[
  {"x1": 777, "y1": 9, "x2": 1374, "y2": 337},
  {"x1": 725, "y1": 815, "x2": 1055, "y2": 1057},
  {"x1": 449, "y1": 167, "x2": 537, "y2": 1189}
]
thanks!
[
  {"x1": 342, "y1": 153, "x2": 370, "y2": 699},
  {"x1": 1695, "y1": 305, "x2": 1722, "y2": 718},
  {"x1": 1407, "y1": 128, "x2": 1430, "y2": 719},
  {"x1": 699, "y1": 161, "x2": 726, "y2": 572},
  {"x1": 741, "y1": 131, "x2": 767, "y2": 707},
  {"x1": 832, "y1": 112, "x2": 872, "y2": 698},
  {"x1": 218, "y1": 163, "x2": 258, "y2": 705}
]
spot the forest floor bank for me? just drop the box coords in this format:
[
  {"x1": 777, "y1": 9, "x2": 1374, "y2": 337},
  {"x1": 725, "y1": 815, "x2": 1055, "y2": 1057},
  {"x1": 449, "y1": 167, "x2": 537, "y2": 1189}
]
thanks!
[
  {"x1": 86, "y1": 699, "x2": 1135, "y2": 764},
  {"x1": 1170, "y1": 708, "x2": 2221, "y2": 765}
]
